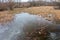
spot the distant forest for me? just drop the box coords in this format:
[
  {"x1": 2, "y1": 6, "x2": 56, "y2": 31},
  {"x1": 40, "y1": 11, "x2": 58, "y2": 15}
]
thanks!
[{"x1": 0, "y1": 0, "x2": 60, "y2": 11}]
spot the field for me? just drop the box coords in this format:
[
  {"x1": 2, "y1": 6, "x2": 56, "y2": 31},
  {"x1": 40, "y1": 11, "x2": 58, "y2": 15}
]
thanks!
[
  {"x1": 11, "y1": 6, "x2": 60, "y2": 19},
  {"x1": 0, "y1": 6, "x2": 60, "y2": 23},
  {"x1": 0, "y1": 11, "x2": 14, "y2": 23}
]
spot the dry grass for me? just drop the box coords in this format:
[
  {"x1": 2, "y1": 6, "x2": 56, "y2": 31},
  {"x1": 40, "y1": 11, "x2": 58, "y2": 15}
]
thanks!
[
  {"x1": 11, "y1": 6, "x2": 60, "y2": 19},
  {"x1": 0, "y1": 6, "x2": 60, "y2": 23},
  {"x1": 10, "y1": 6, "x2": 60, "y2": 24},
  {"x1": 0, "y1": 11, "x2": 14, "y2": 23}
]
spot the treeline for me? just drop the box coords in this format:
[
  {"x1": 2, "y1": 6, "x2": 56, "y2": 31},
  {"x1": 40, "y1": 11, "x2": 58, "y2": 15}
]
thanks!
[
  {"x1": 0, "y1": 2, "x2": 15, "y2": 11},
  {"x1": 29, "y1": 1, "x2": 60, "y2": 9},
  {"x1": 0, "y1": 0, "x2": 60, "y2": 11},
  {"x1": 29, "y1": 1, "x2": 60, "y2": 6}
]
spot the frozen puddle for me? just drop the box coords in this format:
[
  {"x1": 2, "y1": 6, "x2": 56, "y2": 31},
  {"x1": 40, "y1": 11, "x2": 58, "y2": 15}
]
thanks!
[{"x1": 0, "y1": 12, "x2": 53, "y2": 40}]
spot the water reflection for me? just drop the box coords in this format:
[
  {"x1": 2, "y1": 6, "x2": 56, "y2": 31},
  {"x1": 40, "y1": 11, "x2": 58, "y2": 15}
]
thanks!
[{"x1": 0, "y1": 12, "x2": 60, "y2": 40}]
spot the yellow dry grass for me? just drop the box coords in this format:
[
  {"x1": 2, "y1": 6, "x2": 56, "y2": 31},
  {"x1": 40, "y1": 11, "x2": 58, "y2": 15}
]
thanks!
[
  {"x1": 11, "y1": 6, "x2": 60, "y2": 19},
  {"x1": 0, "y1": 11, "x2": 14, "y2": 23},
  {"x1": 0, "y1": 6, "x2": 60, "y2": 23}
]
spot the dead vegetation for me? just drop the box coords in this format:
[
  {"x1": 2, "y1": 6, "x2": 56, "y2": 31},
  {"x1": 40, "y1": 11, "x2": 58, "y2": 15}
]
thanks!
[
  {"x1": 17, "y1": 26, "x2": 51, "y2": 40},
  {"x1": 0, "y1": 6, "x2": 60, "y2": 24},
  {"x1": 9, "y1": 6, "x2": 60, "y2": 24},
  {"x1": 0, "y1": 11, "x2": 14, "y2": 23}
]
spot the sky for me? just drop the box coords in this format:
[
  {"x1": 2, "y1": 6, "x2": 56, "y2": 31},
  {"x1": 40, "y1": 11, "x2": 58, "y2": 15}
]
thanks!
[
  {"x1": 14, "y1": 0, "x2": 29, "y2": 2},
  {"x1": 0, "y1": 0, "x2": 56, "y2": 2},
  {"x1": 21, "y1": 0, "x2": 29, "y2": 2},
  {"x1": 14, "y1": 0, "x2": 53, "y2": 2},
  {"x1": 14, "y1": 0, "x2": 56, "y2": 2},
  {"x1": 21, "y1": 0, "x2": 51, "y2": 2},
  {"x1": 0, "y1": 0, "x2": 29, "y2": 2}
]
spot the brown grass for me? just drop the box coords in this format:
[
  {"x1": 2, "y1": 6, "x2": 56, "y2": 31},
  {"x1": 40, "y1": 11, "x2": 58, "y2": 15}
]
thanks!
[
  {"x1": 0, "y1": 11, "x2": 14, "y2": 23},
  {"x1": 11, "y1": 6, "x2": 60, "y2": 19},
  {"x1": 0, "y1": 6, "x2": 60, "y2": 23}
]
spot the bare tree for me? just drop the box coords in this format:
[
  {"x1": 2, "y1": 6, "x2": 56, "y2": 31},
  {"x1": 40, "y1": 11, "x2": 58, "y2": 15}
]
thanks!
[
  {"x1": 8, "y1": 0, "x2": 15, "y2": 10},
  {"x1": 17, "y1": 0, "x2": 21, "y2": 8},
  {"x1": 56, "y1": 0, "x2": 60, "y2": 9}
]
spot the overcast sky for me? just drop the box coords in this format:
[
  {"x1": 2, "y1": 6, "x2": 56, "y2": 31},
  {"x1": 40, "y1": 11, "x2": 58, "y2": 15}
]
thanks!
[
  {"x1": 14, "y1": 0, "x2": 53, "y2": 2},
  {"x1": 0, "y1": 0, "x2": 56, "y2": 2},
  {"x1": 14, "y1": 0, "x2": 28, "y2": 2},
  {"x1": 21, "y1": 0, "x2": 29, "y2": 2},
  {"x1": 14, "y1": 0, "x2": 56, "y2": 2},
  {"x1": 0, "y1": 0, "x2": 29, "y2": 2}
]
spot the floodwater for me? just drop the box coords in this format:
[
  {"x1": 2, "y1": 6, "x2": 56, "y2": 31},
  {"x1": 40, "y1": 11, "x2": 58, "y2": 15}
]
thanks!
[{"x1": 0, "y1": 12, "x2": 60, "y2": 40}]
